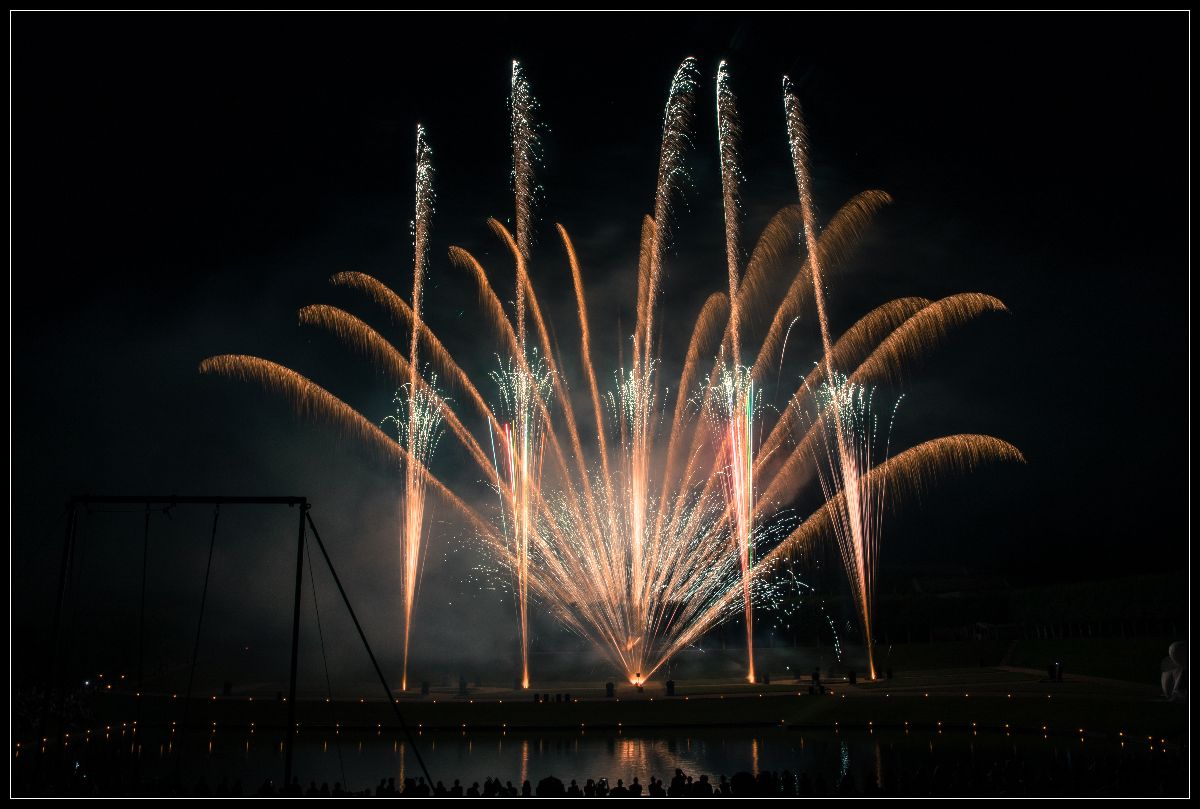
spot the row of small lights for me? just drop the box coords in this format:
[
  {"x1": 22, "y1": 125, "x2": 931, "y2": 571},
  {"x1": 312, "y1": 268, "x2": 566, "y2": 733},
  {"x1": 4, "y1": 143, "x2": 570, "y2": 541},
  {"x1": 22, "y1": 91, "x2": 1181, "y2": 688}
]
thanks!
[
  {"x1": 17, "y1": 717, "x2": 1173, "y2": 749},
  {"x1": 23, "y1": 678, "x2": 1172, "y2": 754},
  {"x1": 88, "y1": 671, "x2": 1073, "y2": 704}
]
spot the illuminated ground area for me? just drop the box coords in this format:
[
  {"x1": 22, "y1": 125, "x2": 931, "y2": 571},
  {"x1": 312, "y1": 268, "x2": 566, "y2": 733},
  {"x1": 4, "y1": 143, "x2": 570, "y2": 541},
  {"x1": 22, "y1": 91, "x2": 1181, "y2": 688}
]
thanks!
[{"x1": 44, "y1": 667, "x2": 1183, "y2": 741}]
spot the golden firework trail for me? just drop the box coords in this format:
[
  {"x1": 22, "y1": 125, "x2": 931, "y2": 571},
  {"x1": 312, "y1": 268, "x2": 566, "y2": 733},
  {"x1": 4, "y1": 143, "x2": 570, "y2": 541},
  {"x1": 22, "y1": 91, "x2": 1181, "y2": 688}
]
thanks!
[
  {"x1": 715, "y1": 61, "x2": 757, "y2": 682},
  {"x1": 201, "y1": 60, "x2": 1024, "y2": 687},
  {"x1": 702, "y1": 364, "x2": 758, "y2": 682},
  {"x1": 716, "y1": 60, "x2": 743, "y2": 365},
  {"x1": 396, "y1": 124, "x2": 439, "y2": 692},
  {"x1": 510, "y1": 59, "x2": 538, "y2": 363},
  {"x1": 628, "y1": 58, "x2": 700, "y2": 676},
  {"x1": 637, "y1": 57, "x2": 698, "y2": 376},
  {"x1": 384, "y1": 378, "x2": 444, "y2": 693},
  {"x1": 500, "y1": 61, "x2": 548, "y2": 687},
  {"x1": 510, "y1": 60, "x2": 538, "y2": 266},
  {"x1": 675, "y1": 435, "x2": 1027, "y2": 649}
]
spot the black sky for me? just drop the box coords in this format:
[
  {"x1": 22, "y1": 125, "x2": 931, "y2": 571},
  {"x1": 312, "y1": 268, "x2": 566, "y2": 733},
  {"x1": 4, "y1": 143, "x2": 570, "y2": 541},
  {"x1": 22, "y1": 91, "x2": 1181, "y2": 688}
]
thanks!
[{"x1": 11, "y1": 13, "x2": 1188, "y2": 680}]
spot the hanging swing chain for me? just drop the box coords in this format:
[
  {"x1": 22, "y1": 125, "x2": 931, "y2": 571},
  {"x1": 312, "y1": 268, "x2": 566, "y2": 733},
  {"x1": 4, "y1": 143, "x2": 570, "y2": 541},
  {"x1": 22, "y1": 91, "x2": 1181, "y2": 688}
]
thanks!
[
  {"x1": 304, "y1": 534, "x2": 348, "y2": 792},
  {"x1": 182, "y1": 505, "x2": 221, "y2": 734},
  {"x1": 136, "y1": 505, "x2": 151, "y2": 705},
  {"x1": 65, "y1": 507, "x2": 90, "y2": 695}
]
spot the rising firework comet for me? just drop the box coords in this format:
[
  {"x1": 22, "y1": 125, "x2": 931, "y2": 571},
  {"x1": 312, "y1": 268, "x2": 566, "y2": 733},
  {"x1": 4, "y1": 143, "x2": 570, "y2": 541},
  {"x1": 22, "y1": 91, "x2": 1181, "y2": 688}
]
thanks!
[
  {"x1": 201, "y1": 59, "x2": 1024, "y2": 687},
  {"x1": 510, "y1": 59, "x2": 539, "y2": 266},
  {"x1": 714, "y1": 60, "x2": 759, "y2": 682}
]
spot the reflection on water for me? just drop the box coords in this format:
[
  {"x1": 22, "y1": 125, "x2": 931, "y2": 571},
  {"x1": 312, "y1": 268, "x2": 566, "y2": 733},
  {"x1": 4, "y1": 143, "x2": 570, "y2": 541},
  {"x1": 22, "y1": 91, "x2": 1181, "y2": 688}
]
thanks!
[{"x1": 60, "y1": 727, "x2": 1118, "y2": 793}]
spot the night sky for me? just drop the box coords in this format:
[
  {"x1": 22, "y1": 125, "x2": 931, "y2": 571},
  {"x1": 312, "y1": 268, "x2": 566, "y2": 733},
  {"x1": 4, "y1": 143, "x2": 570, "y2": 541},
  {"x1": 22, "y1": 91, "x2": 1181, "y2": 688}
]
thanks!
[{"x1": 12, "y1": 13, "x2": 1187, "y2": 685}]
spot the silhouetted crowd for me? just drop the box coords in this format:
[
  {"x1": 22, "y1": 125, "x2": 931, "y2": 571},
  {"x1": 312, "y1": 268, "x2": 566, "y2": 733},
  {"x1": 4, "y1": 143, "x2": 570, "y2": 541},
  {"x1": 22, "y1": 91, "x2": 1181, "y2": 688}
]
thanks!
[{"x1": 21, "y1": 747, "x2": 1187, "y2": 797}]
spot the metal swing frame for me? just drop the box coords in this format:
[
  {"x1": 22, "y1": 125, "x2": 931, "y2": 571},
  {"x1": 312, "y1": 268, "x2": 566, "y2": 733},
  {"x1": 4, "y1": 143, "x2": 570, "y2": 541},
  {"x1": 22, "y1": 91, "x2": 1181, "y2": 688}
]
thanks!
[{"x1": 44, "y1": 494, "x2": 430, "y2": 788}]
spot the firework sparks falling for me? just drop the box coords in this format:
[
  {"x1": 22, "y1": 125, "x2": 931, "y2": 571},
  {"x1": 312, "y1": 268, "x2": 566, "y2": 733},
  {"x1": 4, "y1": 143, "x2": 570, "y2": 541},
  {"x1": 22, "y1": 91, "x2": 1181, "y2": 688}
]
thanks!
[
  {"x1": 627, "y1": 58, "x2": 700, "y2": 662},
  {"x1": 766, "y1": 435, "x2": 1027, "y2": 571},
  {"x1": 201, "y1": 60, "x2": 1024, "y2": 687},
  {"x1": 785, "y1": 74, "x2": 879, "y2": 679},
  {"x1": 704, "y1": 364, "x2": 759, "y2": 682},
  {"x1": 800, "y1": 373, "x2": 900, "y2": 682}
]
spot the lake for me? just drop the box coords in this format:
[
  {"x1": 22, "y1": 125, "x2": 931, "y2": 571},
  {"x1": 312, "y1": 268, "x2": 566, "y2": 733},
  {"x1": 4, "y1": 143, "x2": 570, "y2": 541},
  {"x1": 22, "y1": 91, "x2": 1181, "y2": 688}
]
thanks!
[{"x1": 62, "y1": 724, "x2": 1118, "y2": 793}]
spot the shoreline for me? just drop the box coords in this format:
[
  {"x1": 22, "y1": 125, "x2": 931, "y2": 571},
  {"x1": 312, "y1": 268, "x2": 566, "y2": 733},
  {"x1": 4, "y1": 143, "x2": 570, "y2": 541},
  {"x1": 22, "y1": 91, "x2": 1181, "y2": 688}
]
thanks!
[{"x1": 21, "y1": 667, "x2": 1185, "y2": 745}]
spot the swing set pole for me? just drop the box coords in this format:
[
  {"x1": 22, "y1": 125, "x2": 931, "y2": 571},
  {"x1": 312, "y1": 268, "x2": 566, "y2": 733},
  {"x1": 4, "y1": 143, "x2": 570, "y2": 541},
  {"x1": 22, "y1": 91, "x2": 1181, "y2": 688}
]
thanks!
[
  {"x1": 43, "y1": 495, "x2": 308, "y2": 749},
  {"x1": 39, "y1": 502, "x2": 77, "y2": 760},
  {"x1": 282, "y1": 500, "x2": 307, "y2": 791},
  {"x1": 41, "y1": 495, "x2": 417, "y2": 793}
]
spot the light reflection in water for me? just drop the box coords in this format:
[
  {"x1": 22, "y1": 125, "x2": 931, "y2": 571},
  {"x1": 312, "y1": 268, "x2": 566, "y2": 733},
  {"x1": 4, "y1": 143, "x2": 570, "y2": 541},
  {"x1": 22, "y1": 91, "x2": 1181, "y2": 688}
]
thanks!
[{"x1": 62, "y1": 727, "x2": 1106, "y2": 794}]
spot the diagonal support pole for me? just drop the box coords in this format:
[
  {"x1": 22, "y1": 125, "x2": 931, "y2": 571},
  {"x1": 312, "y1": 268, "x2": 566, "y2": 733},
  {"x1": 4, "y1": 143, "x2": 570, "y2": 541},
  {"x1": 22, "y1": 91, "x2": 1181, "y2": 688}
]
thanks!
[{"x1": 305, "y1": 511, "x2": 432, "y2": 785}]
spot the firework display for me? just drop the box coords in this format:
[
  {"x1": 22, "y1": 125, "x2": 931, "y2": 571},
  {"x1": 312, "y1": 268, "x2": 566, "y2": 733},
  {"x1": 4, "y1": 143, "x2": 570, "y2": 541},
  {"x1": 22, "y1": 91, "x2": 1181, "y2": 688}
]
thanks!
[{"x1": 201, "y1": 59, "x2": 1024, "y2": 686}]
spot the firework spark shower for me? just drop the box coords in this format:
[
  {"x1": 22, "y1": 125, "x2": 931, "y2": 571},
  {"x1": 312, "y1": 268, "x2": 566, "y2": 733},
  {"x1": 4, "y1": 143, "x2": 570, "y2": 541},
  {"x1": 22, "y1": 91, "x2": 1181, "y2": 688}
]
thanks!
[{"x1": 201, "y1": 58, "x2": 1025, "y2": 686}]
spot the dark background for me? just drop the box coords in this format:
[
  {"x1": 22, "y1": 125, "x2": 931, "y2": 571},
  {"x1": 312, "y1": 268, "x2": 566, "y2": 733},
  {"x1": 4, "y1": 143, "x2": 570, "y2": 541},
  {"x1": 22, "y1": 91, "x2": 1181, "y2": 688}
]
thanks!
[{"x1": 11, "y1": 13, "x2": 1188, "y2": 687}]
